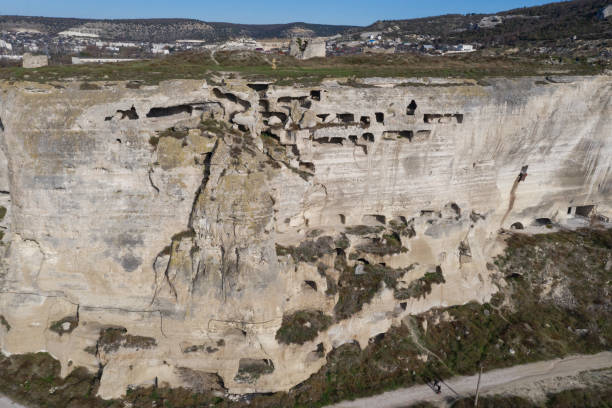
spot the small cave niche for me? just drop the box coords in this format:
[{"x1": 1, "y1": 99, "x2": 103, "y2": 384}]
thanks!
[
  {"x1": 314, "y1": 136, "x2": 344, "y2": 145},
  {"x1": 247, "y1": 83, "x2": 269, "y2": 92},
  {"x1": 300, "y1": 162, "x2": 316, "y2": 172},
  {"x1": 511, "y1": 222, "x2": 524, "y2": 230},
  {"x1": 116, "y1": 138, "x2": 122, "y2": 144},
  {"x1": 518, "y1": 165, "x2": 529, "y2": 182},
  {"x1": 214, "y1": 88, "x2": 251, "y2": 110},
  {"x1": 398, "y1": 131, "x2": 414, "y2": 141},
  {"x1": 117, "y1": 105, "x2": 139, "y2": 120},
  {"x1": 450, "y1": 203, "x2": 461, "y2": 216},
  {"x1": 574, "y1": 205, "x2": 595, "y2": 218},
  {"x1": 424, "y1": 113, "x2": 463, "y2": 124},
  {"x1": 375, "y1": 112, "x2": 384, "y2": 123},
  {"x1": 259, "y1": 99, "x2": 270, "y2": 111},
  {"x1": 317, "y1": 114, "x2": 330, "y2": 122},
  {"x1": 146, "y1": 104, "x2": 193, "y2": 118},
  {"x1": 336, "y1": 113, "x2": 355, "y2": 124},
  {"x1": 339, "y1": 214, "x2": 346, "y2": 225},
  {"x1": 400, "y1": 302, "x2": 407, "y2": 311},
  {"x1": 310, "y1": 90, "x2": 321, "y2": 101},
  {"x1": 263, "y1": 111, "x2": 288, "y2": 123},
  {"x1": 406, "y1": 100, "x2": 418, "y2": 115},
  {"x1": 535, "y1": 218, "x2": 552, "y2": 226},
  {"x1": 362, "y1": 133, "x2": 374, "y2": 143},
  {"x1": 357, "y1": 258, "x2": 370, "y2": 265},
  {"x1": 278, "y1": 95, "x2": 310, "y2": 108},
  {"x1": 304, "y1": 280, "x2": 317, "y2": 291},
  {"x1": 360, "y1": 116, "x2": 371, "y2": 127},
  {"x1": 362, "y1": 214, "x2": 386, "y2": 225},
  {"x1": 0, "y1": 117, "x2": 4, "y2": 132}
]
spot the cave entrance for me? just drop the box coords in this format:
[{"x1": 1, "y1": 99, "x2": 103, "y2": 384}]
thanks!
[
  {"x1": 375, "y1": 112, "x2": 384, "y2": 123},
  {"x1": 407, "y1": 100, "x2": 417, "y2": 115},
  {"x1": 568, "y1": 205, "x2": 595, "y2": 218}
]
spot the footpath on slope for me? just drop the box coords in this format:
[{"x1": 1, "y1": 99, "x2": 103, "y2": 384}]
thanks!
[{"x1": 326, "y1": 351, "x2": 612, "y2": 408}]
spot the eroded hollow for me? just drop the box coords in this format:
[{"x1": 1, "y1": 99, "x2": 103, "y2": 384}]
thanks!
[
  {"x1": 146, "y1": 105, "x2": 192, "y2": 118},
  {"x1": 117, "y1": 106, "x2": 139, "y2": 120}
]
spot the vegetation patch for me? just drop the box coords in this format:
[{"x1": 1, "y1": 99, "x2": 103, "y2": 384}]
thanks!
[
  {"x1": 97, "y1": 327, "x2": 157, "y2": 353},
  {"x1": 233, "y1": 359, "x2": 274, "y2": 384},
  {"x1": 334, "y1": 255, "x2": 409, "y2": 320},
  {"x1": 276, "y1": 310, "x2": 333, "y2": 345},
  {"x1": 79, "y1": 82, "x2": 102, "y2": 90},
  {"x1": 0, "y1": 315, "x2": 10, "y2": 331},
  {"x1": 157, "y1": 127, "x2": 189, "y2": 140},
  {"x1": 395, "y1": 266, "x2": 445, "y2": 300},
  {"x1": 0, "y1": 206, "x2": 6, "y2": 220},
  {"x1": 356, "y1": 232, "x2": 408, "y2": 256},
  {"x1": 49, "y1": 315, "x2": 78, "y2": 336},
  {"x1": 276, "y1": 236, "x2": 335, "y2": 263}
]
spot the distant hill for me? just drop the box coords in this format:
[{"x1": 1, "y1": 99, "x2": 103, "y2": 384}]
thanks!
[
  {"x1": 349, "y1": 0, "x2": 612, "y2": 46},
  {"x1": 0, "y1": 16, "x2": 354, "y2": 42}
]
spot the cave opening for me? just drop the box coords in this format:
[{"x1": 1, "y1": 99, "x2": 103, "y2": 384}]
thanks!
[
  {"x1": 407, "y1": 100, "x2": 417, "y2": 115},
  {"x1": 146, "y1": 105, "x2": 192, "y2": 118},
  {"x1": 337, "y1": 113, "x2": 355, "y2": 124},
  {"x1": 375, "y1": 112, "x2": 384, "y2": 123}
]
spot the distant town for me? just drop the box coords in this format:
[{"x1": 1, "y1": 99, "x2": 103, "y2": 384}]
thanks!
[
  {"x1": 1, "y1": 2, "x2": 611, "y2": 69},
  {"x1": 0, "y1": 23, "x2": 481, "y2": 68}
]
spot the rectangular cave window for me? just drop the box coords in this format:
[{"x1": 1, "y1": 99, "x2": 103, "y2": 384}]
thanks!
[
  {"x1": 247, "y1": 83, "x2": 269, "y2": 92},
  {"x1": 360, "y1": 116, "x2": 370, "y2": 127},
  {"x1": 575, "y1": 205, "x2": 595, "y2": 218},
  {"x1": 337, "y1": 113, "x2": 355, "y2": 124},
  {"x1": 310, "y1": 90, "x2": 321, "y2": 101},
  {"x1": 375, "y1": 112, "x2": 384, "y2": 123}
]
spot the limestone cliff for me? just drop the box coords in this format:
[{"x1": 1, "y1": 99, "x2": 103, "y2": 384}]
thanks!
[{"x1": 0, "y1": 75, "x2": 610, "y2": 399}]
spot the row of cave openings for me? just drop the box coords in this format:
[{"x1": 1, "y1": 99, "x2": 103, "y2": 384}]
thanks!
[
  {"x1": 105, "y1": 104, "x2": 200, "y2": 122},
  {"x1": 510, "y1": 205, "x2": 599, "y2": 230}
]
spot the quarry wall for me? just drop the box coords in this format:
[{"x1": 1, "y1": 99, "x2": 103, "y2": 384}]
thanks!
[{"x1": 0, "y1": 75, "x2": 610, "y2": 398}]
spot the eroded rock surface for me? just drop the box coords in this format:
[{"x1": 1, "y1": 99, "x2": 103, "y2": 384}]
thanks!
[{"x1": 0, "y1": 76, "x2": 610, "y2": 398}]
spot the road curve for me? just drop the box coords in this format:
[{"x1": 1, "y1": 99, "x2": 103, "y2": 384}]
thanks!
[{"x1": 326, "y1": 351, "x2": 612, "y2": 408}]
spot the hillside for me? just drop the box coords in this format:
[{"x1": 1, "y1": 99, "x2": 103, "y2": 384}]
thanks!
[
  {"x1": 350, "y1": 0, "x2": 612, "y2": 46},
  {"x1": 0, "y1": 16, "x2": 353, "y2": 42}
]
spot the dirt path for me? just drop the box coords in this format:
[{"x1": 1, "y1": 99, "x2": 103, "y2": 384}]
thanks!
[
  {"x1": 326, "y1": 351, "x2": 612, "y2": 408},
  {"x1": 500, "y1": 177, "x2": 520, "y2": 227}
]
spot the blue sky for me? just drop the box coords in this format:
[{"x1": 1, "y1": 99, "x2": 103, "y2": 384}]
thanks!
[{"x1": 0, "y1": 0, "x2": 554, "y2": 26}]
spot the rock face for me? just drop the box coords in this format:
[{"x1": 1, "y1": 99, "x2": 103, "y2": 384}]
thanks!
[
  {"x1": 0, "y1": 75, "x2": 610, "y2": 399},
  {"x1": 289, "y1": 37, "x2": 326, "y2": 59},
  {"x1": 22, "y1": 53, "x2": 48, "y2": 68}
]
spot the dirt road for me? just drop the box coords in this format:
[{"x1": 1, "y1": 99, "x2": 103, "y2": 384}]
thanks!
[{"x1": 327, "y1": 351, "x2": 612, "y2": 408}]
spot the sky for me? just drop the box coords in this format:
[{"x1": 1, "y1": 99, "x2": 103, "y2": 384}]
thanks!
[{"x1": 0, "y1": 0, "x2": 555, "y2": 26}]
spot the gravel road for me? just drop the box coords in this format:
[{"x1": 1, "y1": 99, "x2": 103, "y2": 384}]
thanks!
[{"x1": 327, "y1": 351, "x2": 612, "y2": 408}]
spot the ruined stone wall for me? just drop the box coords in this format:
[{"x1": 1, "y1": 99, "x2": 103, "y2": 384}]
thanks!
[{"x1": 0, "y1": 76, "x2": 610, "y2": 399}]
